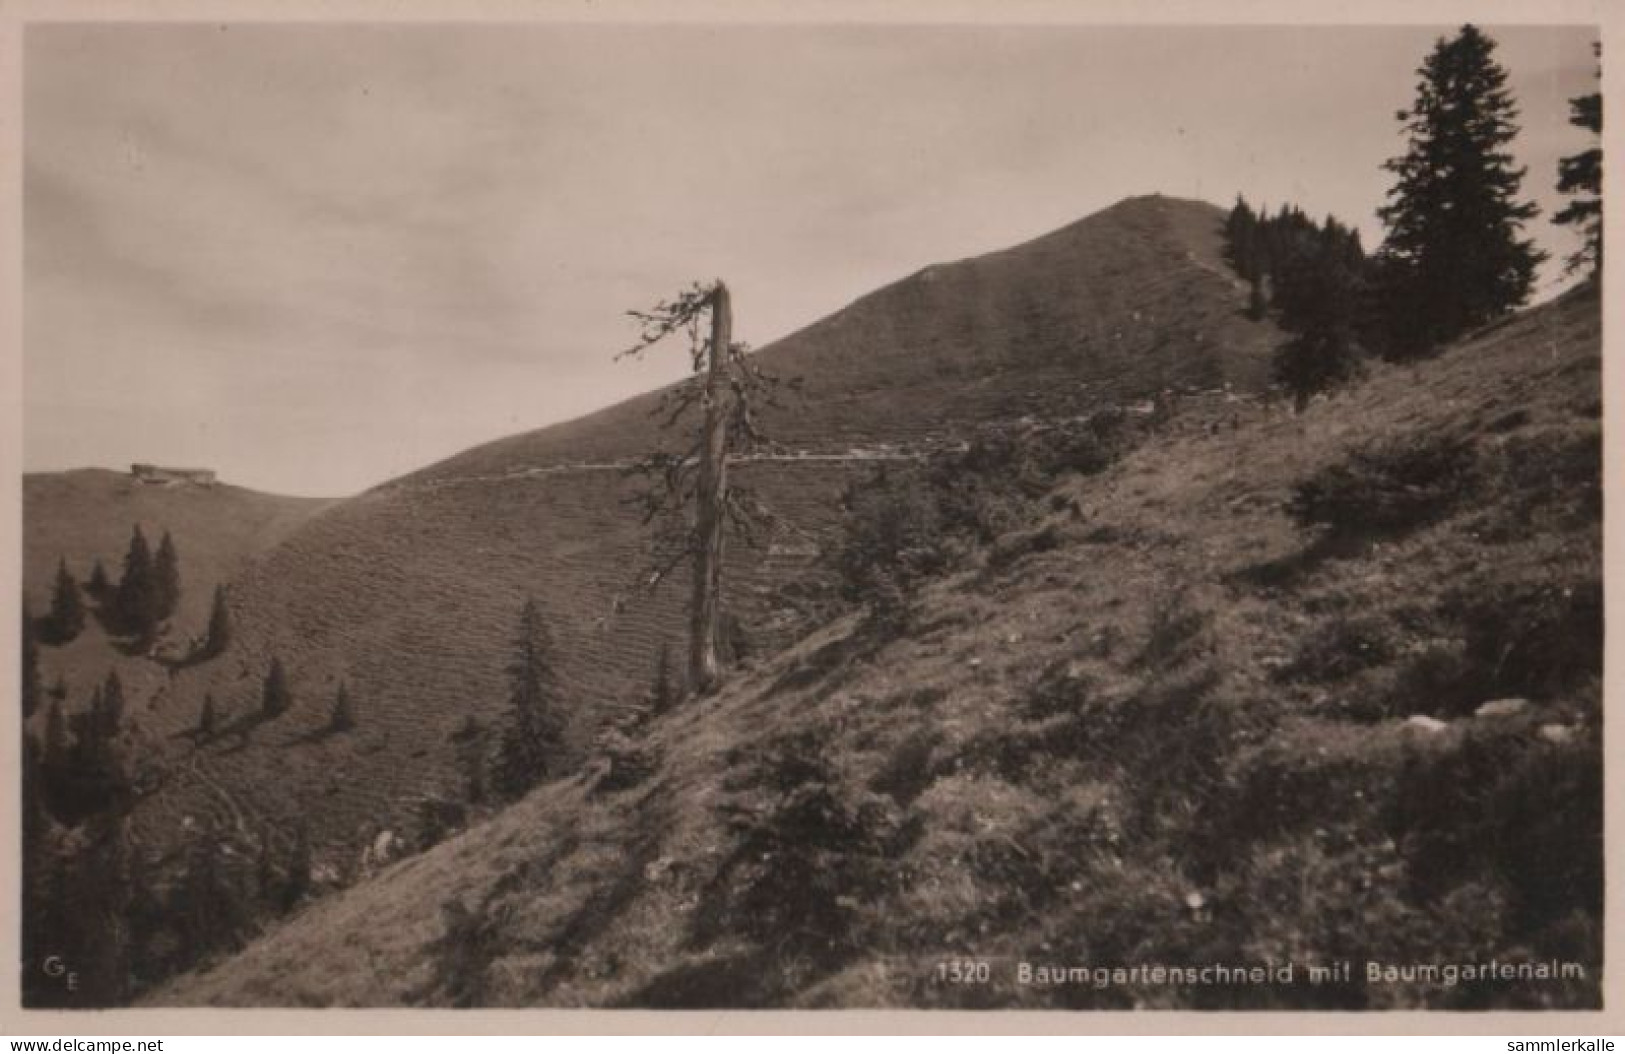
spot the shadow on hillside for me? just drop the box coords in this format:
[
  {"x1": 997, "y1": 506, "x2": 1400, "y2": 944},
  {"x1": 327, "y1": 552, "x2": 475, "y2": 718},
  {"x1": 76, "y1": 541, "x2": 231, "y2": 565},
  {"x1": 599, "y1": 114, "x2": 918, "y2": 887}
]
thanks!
[
  {"x1": 283, "y1": 724, "x2": 351, "y2": 748},
  {"x1": 612, "y1": 949, "x2": 782, "y2": 1009},
  {"x1": 79, "y1": 599, "x2": 165, "y2": 659},
  {"x1": 768, "y1": 623, "x2": 895, "y2": 702},
  {"x1": 1230, "y1": 531, "x2": 1369, "y2": 591},
  {"x1": 205, "y1": 710, "x2": 277, "y2": 754},
  {"x1": 153, "y1": 644, "x2": 222, "y2": 673},
  {"x1": 527, "y1": 834, "x2": 665, "y2": 996}
]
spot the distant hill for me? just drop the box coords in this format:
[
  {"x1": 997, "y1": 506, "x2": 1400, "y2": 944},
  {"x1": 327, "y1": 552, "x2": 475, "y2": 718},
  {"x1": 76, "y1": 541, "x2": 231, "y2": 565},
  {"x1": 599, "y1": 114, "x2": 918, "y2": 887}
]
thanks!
[
  {"x1": 152, "y1": 283, "x2": 1602, "y2": 1010},
  {"x1": 103, "y1": 195, "x2": 1287, "y2": 877},
  {"x1": 23, "y1": 468, "x2": 334, "y2": 626},
  {"x1": 21, "y1": 469, "x2": 336, "y2": 794}
]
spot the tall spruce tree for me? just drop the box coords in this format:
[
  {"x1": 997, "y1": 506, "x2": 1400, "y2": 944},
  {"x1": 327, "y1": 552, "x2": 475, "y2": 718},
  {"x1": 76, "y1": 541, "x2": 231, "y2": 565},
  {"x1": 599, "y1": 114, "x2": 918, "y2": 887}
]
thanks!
[
  {"x1": 45, "y1": 559, "x2": 86, "y2": 645},
  {"x1": 86, "y1": 559, "x2": 111, "y2": 599},
  {"x1": 154, "y1": 531, "x2": 181, "y2": 622},
  {"x1": 649, "y1": 640, "x2": 676, "y2": 714},
  {"x1": 43, "y1": 701, "x2": 67, "y2": 774},
  {"x1": 262, "y1": 657, "x2": 290, "y2": 719},
  {"x1": 1225, "y1": 196, "x2": 1262, "y2": 281},
  {"x1": 1554, "y1": 42, "x2": 1602, "y2": 278},
  {"x1": 1271, "y1": 243, "x2": 1365, "y2": 410},
  {"x1": 199, "y1": 693, "x2": 217, "y2": 738},
  {"x1": 329, "y1": 682, "x2": 355, "y2": 732},
  {"x1": 20, "y1": 730, "x2": 51, "y2": 991},
  {"x1": 1246, "y1": 275, "x2": 1268, "y2": 322},
  {"x1": 492, "y1": 599, "x2": 567, "y2": 799},
  {"x1": 1376, "y1": 24, "x2": 1545, "y2": 356},
  {"x1": 203, "y1": 584, "x2": 232, "y2": 659},
  {"x1": 114, "y1": 525, "x2": 160, "y2": 639},
  {"x1": 67, "y1": 814, "x2": 134, "y2": 1006},
  {"x1": 280, "y1": 825, "x2": 313, "y2": 910},
  {"x1": 178, "y1": 826, "x2": 247, "y2": 962},
  {"x1": 96, "y1": 670, "x2": 126, "y2": 740}
]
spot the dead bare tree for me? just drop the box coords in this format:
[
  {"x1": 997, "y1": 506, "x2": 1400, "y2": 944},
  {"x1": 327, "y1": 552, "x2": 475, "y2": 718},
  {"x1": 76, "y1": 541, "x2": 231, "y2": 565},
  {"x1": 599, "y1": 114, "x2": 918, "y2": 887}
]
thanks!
[{"x1": 616, "y1": 280, "x2": 792, "y2": 695}]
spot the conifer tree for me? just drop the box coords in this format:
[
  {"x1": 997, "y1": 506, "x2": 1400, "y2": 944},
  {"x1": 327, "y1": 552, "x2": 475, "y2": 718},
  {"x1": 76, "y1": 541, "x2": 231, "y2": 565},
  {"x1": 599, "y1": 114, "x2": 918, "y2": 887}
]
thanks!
[
  {"x1": 61, "y1": 680, "x2": 133, "y2": 822},
  {"x1": 20, "y1": 731, "x2": 50, "y2": 948},
  {"x1": 1554, "y1": 42, "x2": 1602, "y2": 278},
  {"x1": 452, "y1": 716, "x2": 488, "y2": 805},
  {"x1": 262, "y1": 657, "x2": 290, "y2": 719},
  {"x1": 1246, "y1": 275, "x2": 1268, "y2": 322},
  {"x1": 114, "y1": 525, "x2": 160, "y2": 639},
  {"x1": 649, "y1": 640, "x2": 676, "y2": 714},
  {"x1": 178, "y1": 827, "x2": 246, "y2": 961},
  {"x1": 154, "y1": 531, "x2": 181, "y2": 622},
  {"x1": 67, "y1": 814, "x2": 134, "y2": 1006},
  {"x1": 280, "y1": 825, "x2": 313, "y2": 911},
  {"x1": 43, "y1": 700, "x2": 67, "y2": 774},
  {"x1": 86, "y1": 559, "x2": 111, "y2": 599},
  {"x1": 1225, "y1": 196, "x2": 1261, "y2": 280},
  {"x1": 1376, "y1": 24, "x2": 1546, "y2": 355},
  {"x1": 37, "y1": 700, "x2": 69, "y2": 826},
  {"x1": 329, "y1": 682, "x2": 355, "y2": 733},
  {"x1": 1271, "y1": 245, "x2": 1365, "y2": 410},
  {"x1": 254, "y1": 836, "x2": 276, "y2": 907},
  {"x1": 203, "y1": 584, "x2": 232, "y2": 659},
  {"x1": 45, "y1": 559, "x2": 86, "y2": 644},
  {"x1": 199, "y1": 693, "x2": 217, "y2": 738},
  {"x1": 77, "y1": 683, "x2": 104, "y2": 746},
  {"x1": 96, "y1": 670, "x2": 126, "y2": 740},
  {"x1": 492, "y1": 599, "x2": 567, "y2": 799}
]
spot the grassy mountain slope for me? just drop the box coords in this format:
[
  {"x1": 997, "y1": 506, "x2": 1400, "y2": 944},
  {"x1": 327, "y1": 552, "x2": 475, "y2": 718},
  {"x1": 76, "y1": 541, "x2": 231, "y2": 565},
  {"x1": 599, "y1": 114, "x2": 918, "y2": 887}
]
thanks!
[
  {"x1": 404, "y1": 194, "x2": 1274, "y2": 481},
  {"x1": 22, "y1": 470, "x2": 335, "y2": 759},
  {"x1": 150, "y1": 284, "x2": 1602, "y2": 1010},
  {"x1": 23, "y1": 468, "x2": 334, "y2": 627},
  {"x1": 115, "y1": 195, "x2": 1284, "y2": 865}
]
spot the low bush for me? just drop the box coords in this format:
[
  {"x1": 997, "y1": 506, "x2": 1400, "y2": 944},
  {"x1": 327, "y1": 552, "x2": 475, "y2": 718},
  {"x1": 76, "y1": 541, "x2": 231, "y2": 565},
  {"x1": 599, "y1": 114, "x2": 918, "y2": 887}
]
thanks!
[
  {"x1": 414, "y1": 795, "x2": 468, "y2": 851},
  {"x1": 1393, "y1": 720, "x2": 1602, "y2": 933},
  {"x1": 592, "y1": 725, "x2": 660, "y2": 795},
  {"x1": 1275, "y1": 613, "x2": 1395, "y2": 684},
  {"x1": 828, "y1": 467, "x2": 951, "y2": 625},
  {"x1": 702, "y1": 734, "x2": 911, "y2": 966},
  {"x1": 1453, "y1": 575, "x2": 1602, "y2": 703},
  {"x1": 1136, "y1": 588, "x2": 1213, "y2": 670},
  {"x1": 825, "y1": 412, "x2": 1143, "y2": 622},
  {"x1": 1288, "y1": 431, "x2": 1477, "y2": 538},
  {"x1": 424, "y1": 897, "x2": 512, "y2": 1007}
]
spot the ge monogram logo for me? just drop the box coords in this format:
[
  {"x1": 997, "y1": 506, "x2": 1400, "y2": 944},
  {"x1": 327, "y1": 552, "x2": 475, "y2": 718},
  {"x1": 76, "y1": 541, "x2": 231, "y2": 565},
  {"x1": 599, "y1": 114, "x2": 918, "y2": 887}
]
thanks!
[{"x1": 42, "y1": 955, "x2": 79, "y2": 992}]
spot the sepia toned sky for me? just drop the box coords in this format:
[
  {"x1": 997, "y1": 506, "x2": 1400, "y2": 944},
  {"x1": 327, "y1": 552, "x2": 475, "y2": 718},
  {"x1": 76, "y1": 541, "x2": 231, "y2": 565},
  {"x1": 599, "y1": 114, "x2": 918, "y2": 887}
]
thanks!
[{"x1": 24, "y1": 22, "x2": 1599, "y2": 496}]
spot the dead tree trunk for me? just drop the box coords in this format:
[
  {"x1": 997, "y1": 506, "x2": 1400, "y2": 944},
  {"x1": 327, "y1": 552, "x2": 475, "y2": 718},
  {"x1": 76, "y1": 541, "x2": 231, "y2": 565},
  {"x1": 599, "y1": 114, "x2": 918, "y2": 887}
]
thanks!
[{"x1": 689, "y1": 282, "x2": 731, "y2": 693}]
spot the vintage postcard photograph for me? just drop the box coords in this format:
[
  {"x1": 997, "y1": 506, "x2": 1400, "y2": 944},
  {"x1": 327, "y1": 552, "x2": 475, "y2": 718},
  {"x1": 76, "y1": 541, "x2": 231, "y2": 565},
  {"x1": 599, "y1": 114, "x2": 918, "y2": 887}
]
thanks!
[{"x1": 10, "y1": 1, "x2": 1612, "y2": 1024}]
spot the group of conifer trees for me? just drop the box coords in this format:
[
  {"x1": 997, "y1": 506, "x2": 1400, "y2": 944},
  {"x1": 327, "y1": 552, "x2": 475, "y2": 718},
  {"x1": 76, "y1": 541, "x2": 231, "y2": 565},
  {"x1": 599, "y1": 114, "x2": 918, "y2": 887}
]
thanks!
[
  {"x1": 21, "y1": 649, "x2": 139, "y2": 1005},
  {"x1": 20, "y1": 587, "x2": 314, "y2": 1005},
  {"x1": 1224, "y1": 201, "x2": 1369, "y2": 410},
  {"x1": 1227, "y1": 26, "x2": 1602, "y2": 408},
  {"x1": 33, "y1": 525, "x2": 237, "y2": 662},
  {"x1": 18, "y1": 520, "x2": 251, "y2": 1005}
]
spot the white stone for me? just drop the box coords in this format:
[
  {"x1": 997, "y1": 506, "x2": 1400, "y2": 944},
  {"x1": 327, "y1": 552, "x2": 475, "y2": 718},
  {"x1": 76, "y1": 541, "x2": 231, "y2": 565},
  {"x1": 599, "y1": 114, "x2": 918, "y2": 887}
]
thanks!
[
  {"x1": 1538, "y1": 724, "x2": 1576, "y2": 745},
  {"x1": 1475, "y1": 698, "x2": 1531, "y2": 719}
]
